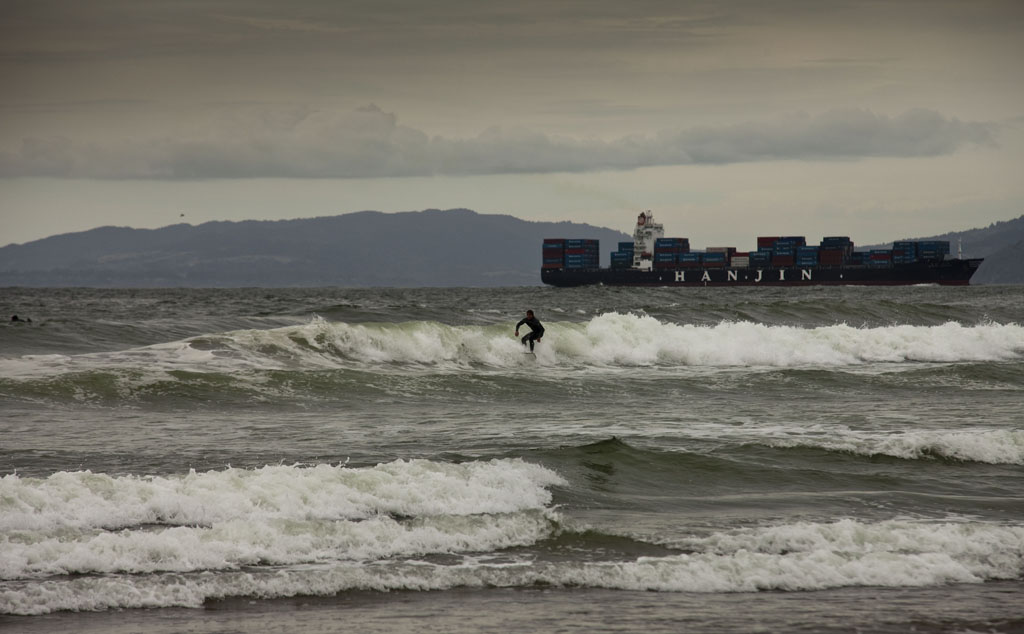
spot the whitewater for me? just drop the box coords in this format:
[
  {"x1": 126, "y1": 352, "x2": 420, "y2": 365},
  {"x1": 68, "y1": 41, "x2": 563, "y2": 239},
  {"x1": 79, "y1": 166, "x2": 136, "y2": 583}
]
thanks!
[{"x1": 1, "y1": 285, "x2": 1022, "y2": 633}]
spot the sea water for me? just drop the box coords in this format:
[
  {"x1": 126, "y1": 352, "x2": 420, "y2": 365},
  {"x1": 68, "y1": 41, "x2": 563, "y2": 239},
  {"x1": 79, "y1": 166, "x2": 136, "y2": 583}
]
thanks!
[{"x1": 1, "y1": 285, "x2": 1022, "y2": 633}]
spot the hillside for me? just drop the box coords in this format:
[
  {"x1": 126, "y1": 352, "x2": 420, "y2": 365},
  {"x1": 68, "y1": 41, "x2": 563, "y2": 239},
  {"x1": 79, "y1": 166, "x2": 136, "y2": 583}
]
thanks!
[
  {"x1": 909, "y1": 216, "x2": 1024, "y2": 285},
  {"x1": 0, "y1": 209, "x2": 630, "y2": 287},
  {"x1": 872, "y1": 215, "x2": 1024, "y2": 284}
]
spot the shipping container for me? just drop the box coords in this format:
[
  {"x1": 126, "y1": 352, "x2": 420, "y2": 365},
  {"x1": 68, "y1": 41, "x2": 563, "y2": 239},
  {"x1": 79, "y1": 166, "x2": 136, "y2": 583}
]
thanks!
[
  {"x1": 819, "y1": 249, "x2": 846, "y2": 265},
  {"x1": 565, "y1": 238, "x2": 599, "y2": 249},
  {"x1": 749, "y1": 253, "x2": 771, "y2": 266},
  {"x1": 679, "y1": 253, "x2": 702, "y2": 267},
  {"x1": 775, "y1": 237, "x2": 806, "y2": 249}
]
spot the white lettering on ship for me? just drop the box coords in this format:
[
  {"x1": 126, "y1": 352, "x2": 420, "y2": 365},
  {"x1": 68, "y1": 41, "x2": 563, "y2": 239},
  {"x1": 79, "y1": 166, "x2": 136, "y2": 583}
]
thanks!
[{"x1": 669, "y1": 268, "x2": 812, "y2": 283}]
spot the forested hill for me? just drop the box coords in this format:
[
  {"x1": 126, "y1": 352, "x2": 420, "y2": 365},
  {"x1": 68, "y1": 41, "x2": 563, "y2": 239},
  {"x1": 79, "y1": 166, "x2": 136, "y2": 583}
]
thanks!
[{"x1": 0, "y1": 209, "x2": 630, "y2": 287}]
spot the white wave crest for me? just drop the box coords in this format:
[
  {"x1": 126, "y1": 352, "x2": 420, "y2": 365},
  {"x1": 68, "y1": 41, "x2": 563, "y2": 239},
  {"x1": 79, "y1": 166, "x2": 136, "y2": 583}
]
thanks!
[
  {"x1": 278, "y1": 314, "x2": 1024, "y2": 368},
  {"x1": 0, "y1": 459, "x2": 565, "y2": 533},
  {"x1": 1, "y1": 314, "x2": 1021, "y2": 378},
  {"x1": 762, "y1": 427, "x2": 1024, "y2": 465},
  {"x1": 3, "y1": 519, "x2": 1021, "y2": 615},
  {"x1": 0, "y1": 511, "x2": 558, "y2": 581},
  {"x1": 553, "y1": 313, "x2": 1024, "y2": 367}
]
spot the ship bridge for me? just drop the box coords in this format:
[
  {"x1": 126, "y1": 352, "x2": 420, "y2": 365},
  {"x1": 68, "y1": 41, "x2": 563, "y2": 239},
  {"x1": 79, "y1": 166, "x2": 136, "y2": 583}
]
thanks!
[{"x1": 632, "y1": 210, "x2": 664, "y2": 270}]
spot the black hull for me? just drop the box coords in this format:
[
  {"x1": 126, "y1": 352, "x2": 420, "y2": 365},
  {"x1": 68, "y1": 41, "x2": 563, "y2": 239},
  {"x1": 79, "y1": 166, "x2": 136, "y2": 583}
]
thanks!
[{"x1": 541, "y1": 259, "x2": 983, "y2": 287}]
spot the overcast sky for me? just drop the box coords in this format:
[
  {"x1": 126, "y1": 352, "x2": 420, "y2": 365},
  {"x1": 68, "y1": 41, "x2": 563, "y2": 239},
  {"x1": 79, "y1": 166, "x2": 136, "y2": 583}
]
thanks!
[{"x1": 2, "y1": 0, "x2": 1023, "y2": 248}]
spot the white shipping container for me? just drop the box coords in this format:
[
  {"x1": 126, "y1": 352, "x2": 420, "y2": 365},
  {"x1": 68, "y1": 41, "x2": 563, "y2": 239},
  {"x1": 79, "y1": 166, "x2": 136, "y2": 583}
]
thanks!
[{"x1": 730, "y1": 257, "x2": 750, "y2": 268}]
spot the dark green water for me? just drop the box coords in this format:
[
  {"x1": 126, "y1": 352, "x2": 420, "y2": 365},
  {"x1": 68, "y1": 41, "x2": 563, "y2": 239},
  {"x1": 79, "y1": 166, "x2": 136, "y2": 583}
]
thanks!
[{"x1": 1, "y1": 285, "x2": 1022, "y2": 632}]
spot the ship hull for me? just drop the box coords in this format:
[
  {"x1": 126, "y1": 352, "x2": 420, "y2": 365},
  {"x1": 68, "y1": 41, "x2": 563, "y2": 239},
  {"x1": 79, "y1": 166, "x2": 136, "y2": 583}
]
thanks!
[{"x1": 541, "y1": 258, "x2": 983, "y2": 287}]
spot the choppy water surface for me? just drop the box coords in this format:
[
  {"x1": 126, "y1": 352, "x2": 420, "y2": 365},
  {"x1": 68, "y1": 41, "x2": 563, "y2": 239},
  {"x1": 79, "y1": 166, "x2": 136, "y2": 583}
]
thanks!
[{"x1": 1, "y1": 285, "x2": 1022, "y2": 632}]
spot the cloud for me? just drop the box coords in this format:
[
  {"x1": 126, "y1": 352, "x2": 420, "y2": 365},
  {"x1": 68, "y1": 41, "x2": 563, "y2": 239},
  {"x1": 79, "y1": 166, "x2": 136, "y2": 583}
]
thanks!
[{"x1": 0, "y1": 106, "x2": 996, "y2": 180}]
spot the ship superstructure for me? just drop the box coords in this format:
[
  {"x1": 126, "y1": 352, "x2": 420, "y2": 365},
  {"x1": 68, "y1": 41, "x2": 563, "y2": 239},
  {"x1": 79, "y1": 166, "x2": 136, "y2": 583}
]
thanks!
[{"x1": 630, "y1": 211, "x2": 664, "y2": 270}]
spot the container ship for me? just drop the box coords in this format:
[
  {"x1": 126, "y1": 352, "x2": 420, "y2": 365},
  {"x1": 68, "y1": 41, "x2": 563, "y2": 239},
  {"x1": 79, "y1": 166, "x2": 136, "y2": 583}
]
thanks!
[{"x1": 541, "y1": 211, "x2": 983, "y2": 287}]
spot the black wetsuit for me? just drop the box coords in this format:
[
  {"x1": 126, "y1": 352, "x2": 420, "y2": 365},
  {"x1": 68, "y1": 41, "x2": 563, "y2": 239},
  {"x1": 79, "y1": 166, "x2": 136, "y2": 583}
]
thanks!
[{"x1": 516, "y1": 316, "x2": 545, "y2": 351}]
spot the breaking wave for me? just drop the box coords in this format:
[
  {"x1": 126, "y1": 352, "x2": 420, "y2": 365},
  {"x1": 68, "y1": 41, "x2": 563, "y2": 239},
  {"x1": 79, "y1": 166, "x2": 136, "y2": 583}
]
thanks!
[
  {"x1": 757, "y1": 427, "x2": 1024, "y2": 465},
  {"x1": 1, "y1": 314, "x2": 1021, "y2": 378},
  {"x1": 3, "y1": 517, "x2": 1021, "y2": 615}
]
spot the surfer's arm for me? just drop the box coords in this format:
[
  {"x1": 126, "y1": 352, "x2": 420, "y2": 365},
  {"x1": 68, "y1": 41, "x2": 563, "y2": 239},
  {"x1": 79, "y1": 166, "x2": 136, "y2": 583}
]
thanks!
[{"x1": 515, "y1": 318, "x2": 527, "y2": 335}]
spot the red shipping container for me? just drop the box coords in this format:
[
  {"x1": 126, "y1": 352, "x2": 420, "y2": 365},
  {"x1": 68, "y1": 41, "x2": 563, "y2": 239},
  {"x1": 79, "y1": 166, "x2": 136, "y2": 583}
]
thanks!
[{"x1": 772, "y1": 255, "x2": 795, "y2": 266}]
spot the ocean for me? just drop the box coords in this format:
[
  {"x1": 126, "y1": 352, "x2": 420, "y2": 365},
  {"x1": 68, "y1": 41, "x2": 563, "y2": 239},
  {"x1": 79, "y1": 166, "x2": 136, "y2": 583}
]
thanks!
[{"x1": 1, "y1": 285, "x2": 1022, "y2": 633}]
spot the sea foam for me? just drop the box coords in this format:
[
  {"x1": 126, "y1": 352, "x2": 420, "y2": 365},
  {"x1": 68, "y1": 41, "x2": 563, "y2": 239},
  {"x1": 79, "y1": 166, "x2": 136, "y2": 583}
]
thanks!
[
  {"x1": 3, "y1": 518, "x2": 1021, "y2": 615},
  {"x1": 0, "y1": 459, "x2": 565, "y2": 533},
  {"x1": 1, "y1": 314, "x2": 1021, "y2": 379},
  {"x1": 0, "y1": 459, "x2": 567, "y2": 585},
  {"x1": 766, "y1": 427, "x2": 1024, "y2": 465}
]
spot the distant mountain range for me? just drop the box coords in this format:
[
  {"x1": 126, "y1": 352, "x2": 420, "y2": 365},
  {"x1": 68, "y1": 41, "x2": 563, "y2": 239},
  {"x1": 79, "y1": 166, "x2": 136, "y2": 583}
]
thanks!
[
  {"x1": 0, "y1": 209, "x2": 630, "y2": 287},
  {"x1": 1, "y1": 208, "x2": 1021, "y2": 286}
]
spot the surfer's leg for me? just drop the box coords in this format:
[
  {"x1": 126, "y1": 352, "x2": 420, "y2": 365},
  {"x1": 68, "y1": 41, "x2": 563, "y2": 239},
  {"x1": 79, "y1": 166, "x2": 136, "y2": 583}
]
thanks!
[{"x1": 521, "y1": 333, "x2": 531, "y2": 347}]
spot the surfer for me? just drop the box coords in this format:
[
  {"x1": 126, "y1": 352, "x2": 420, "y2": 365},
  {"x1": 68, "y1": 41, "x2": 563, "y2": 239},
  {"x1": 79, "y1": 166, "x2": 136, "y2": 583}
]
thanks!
[
  {"x1": 10, "y1": 315, "x2": 31, "y2": 323},
  {"x1": 515, "y1": 310, "x2": 544, "y2": 352}
]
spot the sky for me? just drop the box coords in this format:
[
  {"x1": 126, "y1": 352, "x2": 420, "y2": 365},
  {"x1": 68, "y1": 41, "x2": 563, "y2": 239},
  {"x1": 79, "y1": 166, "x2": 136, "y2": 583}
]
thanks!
[{"x1": 1, "y1": 0, "x2": 1023, "y2": 249}]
